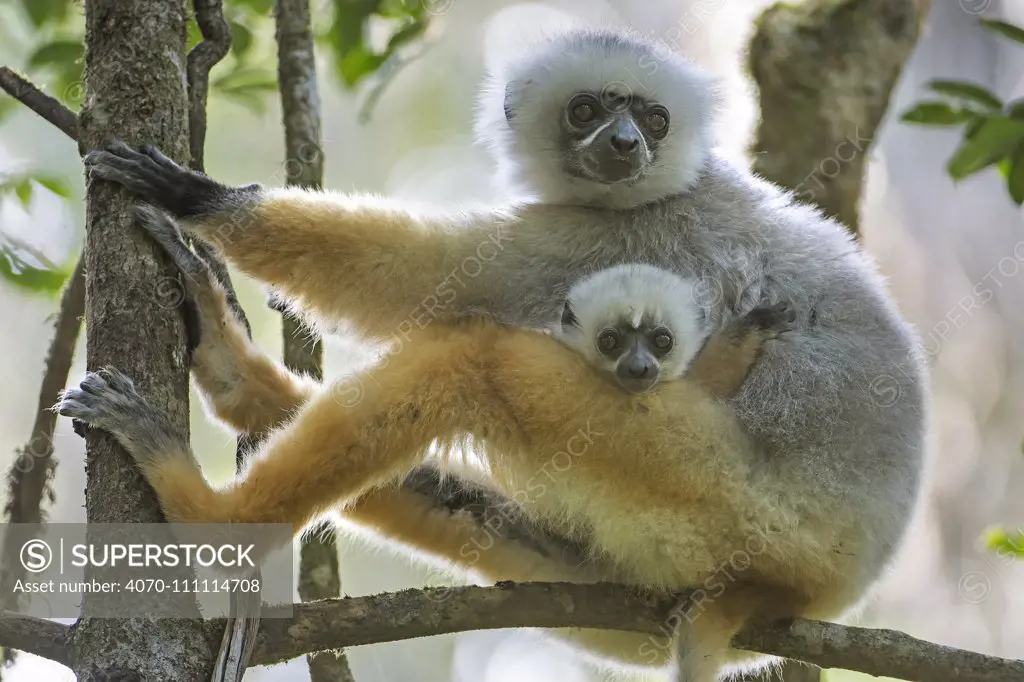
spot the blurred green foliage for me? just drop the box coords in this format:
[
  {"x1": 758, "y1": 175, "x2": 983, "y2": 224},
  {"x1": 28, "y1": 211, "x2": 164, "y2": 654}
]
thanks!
[
  {"x1": 0, "y1": 0, "x2": 433, "y2": 293},
  {"x1": 901, "y1": 19, "x2": 1024, "y2": 205},
  {"x1": 0, "y1": 0, "x2": 435, "y2": 118},
  {"x1": 0, "y1": 172, "x2": 73, "y2": 293}
]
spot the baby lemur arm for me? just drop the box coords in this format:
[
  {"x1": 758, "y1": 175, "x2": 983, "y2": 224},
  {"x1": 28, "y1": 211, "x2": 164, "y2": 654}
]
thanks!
[
  {"x1": 687, "y1": 305, "x2": 795, "y2": 399},
  {"x1": 85, "y1": 142, "x2": 537, "y2": 339}
]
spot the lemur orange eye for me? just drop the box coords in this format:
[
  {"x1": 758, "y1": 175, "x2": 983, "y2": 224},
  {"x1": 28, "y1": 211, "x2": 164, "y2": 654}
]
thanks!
[
  {"x1": 573, "y1": 103, "x2": 595, "y2": 122},
  {"x1": 646, "y1": 106, "x2": 670, "y2": 136},
  {"x1": 568, "y1": 94, "x2": 599, "y2": 125},
  {"x1": 652, "y1": 329, "x2": 673, "y2": 352},
  {"x1": 597, "y1": 329, "x2": 620, "y2": 354}
]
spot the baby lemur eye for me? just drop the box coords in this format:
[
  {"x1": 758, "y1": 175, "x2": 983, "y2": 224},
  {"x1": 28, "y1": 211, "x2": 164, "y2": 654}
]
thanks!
[
  {"x1": 652, "y1": 328, "x2": 674, "y2": 352},
  {"x1": 568, "y1": 95, "x2": 598, "y2": 125},
  {"x1": 646, "y1": 106, "x2": 670, "y2": 136},
  {"x1": 597, "y1": 329, "x2": 620, "y2": 354}
]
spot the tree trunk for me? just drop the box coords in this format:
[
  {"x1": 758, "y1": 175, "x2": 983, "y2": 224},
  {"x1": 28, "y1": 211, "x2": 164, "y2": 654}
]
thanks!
[{"x1": 71, "y1": 0, "x2": 217, "y2": 678}]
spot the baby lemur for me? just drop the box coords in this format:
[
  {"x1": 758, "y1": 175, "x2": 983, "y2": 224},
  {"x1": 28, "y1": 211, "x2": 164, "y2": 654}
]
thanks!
[
  {"x1": 556, "y1": 263, "x2": 789, "y2": 396},
  {"x1": 71, "y1": 25, "x2": 927, "y2": 682}
]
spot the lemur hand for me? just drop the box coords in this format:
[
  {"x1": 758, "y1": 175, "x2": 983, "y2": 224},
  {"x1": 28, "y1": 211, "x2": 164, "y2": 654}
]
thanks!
[{"x1": 83, "y1": 140, "x2": 260, "y2": 219}]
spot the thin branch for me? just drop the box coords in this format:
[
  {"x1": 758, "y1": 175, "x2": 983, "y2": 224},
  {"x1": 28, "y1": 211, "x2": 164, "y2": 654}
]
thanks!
[
  {"x1": 0, "y1": 67, "x2": 78, "y2": 144},
  {"x1": 186, "y1": 0, "x2": 230, "y2": 173},
  {"x1": 4, "y1": 582, "x2": 1019, "y2": 682},
  {"x1": 273, "y1": 1, "x2": 352, "y2": 680},
  {"x1": 1, "y1": 258, "x2": 86, "y2": 606},
  {"x1": 184, "y1": 3, "x2": 262, "y2": 681}
]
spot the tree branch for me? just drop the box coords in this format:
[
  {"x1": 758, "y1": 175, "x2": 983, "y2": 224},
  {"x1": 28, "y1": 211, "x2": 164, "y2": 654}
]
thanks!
[
  {"x1": 273, "y1": 2, "x2": 352, "y2": 680},
  {"x1": 748, "y1": 0, "x2": 929, "y2": 235},
  {"x1": 0, "y1": 67, "x2": 78, "y2": 145},
  {"x1": 4, "y1": 583, "x2": 1022, "y2": 682},
  {"x1": 0, "y1": 613, "x2": 71, "y2": 667},
  {"x1": 0, "y1": 257, "x2": 85, "y2": 618}
]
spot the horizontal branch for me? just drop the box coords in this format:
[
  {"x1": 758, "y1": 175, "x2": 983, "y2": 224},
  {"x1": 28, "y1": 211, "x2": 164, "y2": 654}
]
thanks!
[
  {"x1": 3, "y1": 583, "x2": 1023, "y2": 681},
  {"x1": 0, "y1": 67, "x2": 78, "y2": 144},
  {"x1": 0, "y1": 612, "x2": 70, "y2": 666}
]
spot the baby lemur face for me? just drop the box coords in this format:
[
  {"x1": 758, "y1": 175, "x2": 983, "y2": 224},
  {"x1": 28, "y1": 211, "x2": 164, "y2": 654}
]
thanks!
[{"x1": 554, "y1": 264, "x2": 709, "y2": 395}]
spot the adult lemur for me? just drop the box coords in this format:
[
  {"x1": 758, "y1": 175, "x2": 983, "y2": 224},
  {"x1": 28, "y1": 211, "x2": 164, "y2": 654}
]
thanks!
[{"x1": 67, "y1": 26, "x2": 927, "y2": 682}]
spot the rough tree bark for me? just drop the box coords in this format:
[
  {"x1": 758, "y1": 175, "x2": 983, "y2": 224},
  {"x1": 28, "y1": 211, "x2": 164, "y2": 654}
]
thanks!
[
  {"x1": 274, "y1": 1, "x2": 355, "y2": 679},
  {"x1": 70, "y1": 0, "x2": 218, "y2": 678},
  {"x1": 749, "y1": 0, "x2": 930, "y2": 235}
]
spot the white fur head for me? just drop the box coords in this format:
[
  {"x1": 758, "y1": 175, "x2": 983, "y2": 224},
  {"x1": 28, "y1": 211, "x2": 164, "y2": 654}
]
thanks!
[
  {"x1": 555, "y1": 264, "x2": 710, "y2": 392},
  {"x1": 475, "y1": 27, "x2": 719, "y2": 209}
]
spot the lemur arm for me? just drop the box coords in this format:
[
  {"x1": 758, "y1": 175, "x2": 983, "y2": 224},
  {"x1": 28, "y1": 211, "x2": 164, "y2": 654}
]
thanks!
[
  {"x1": 134, "y1": 206, "x2": 592, "y2": 582},
  {"x1": 84, "y1": 142, "x2": 528, "y2": 340}
]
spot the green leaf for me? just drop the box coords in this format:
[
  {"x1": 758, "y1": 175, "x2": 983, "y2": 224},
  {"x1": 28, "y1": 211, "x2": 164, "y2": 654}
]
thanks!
[
  {"x1": 926, "y1": 79, "x2": 1002, "y2": 110},
  {"x1": 385, "y1": 17, "x2": 427, "y2": 52},
  {"x1": 946, "y1": 116, "x2": 1024, "y2": 180},
  {"x1": 1008, "y1": 145, "x2": 1024, "y2": 205},
  {"x1": 20, "y1": 0, "x2": 69, "y2": 28},
  {"x1": 985, "y1": 526, "x2": 1024, "y2": 557},
  {"x1": 186, "y1": 17, "x2": 203, "y2": 52},
  {"x1": 14, "y1": 178, "x2": 32, "y2": 207},
  {"x1": 212, "y1": 66, "x2": 278, "y2": 112},
  {"x1": 0, "y1": 240, "x2": 69, "y2": 294},
  {"x1": 1007, "y1": 98, "x2": 1024, "y2": 120},
  {"x1": 336, "y1": 45, "x2": 386, "y2": 87},
  {"x1": 27, "y1": 40, "x2": 83, "y2": 71},
  {"x1": 230, "y1": 20, "x2": 253, "y2": 57},
  {"x1": 980, "y1": 19, "x2": 1024, "y2": 46},
  {"x1": 33, "y1": 176, "x2": 71, "y2": 198},
  {"x1": 329, "y1": 0, "x2": 380, "y2": 53},
  {"x1": 53, "y1": 61, "x2": 86, "y2": 106},
  {"x1": 901, "y1": 101, "x2": 975, "y2": 126}
]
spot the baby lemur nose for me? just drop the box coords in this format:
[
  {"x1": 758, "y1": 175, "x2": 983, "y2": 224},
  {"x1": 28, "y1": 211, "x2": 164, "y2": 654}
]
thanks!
[{"x1": 626, "y1": 359, "x2": 651, "y2": 378}]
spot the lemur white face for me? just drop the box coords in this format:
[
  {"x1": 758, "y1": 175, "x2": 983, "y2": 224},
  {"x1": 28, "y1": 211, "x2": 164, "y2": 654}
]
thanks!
[
  {"x1": 554, "y1": 264, "x2": 709, "y2": 395},
  {"x1": 474, "y1": 28, "x2": 718, "y2": 208},
  {"x1": 573, "y1": 309, "x2": 679, "y2": 394},
  {"x1": 559, "y1": 85, "x2": 671, "y2": 186}
]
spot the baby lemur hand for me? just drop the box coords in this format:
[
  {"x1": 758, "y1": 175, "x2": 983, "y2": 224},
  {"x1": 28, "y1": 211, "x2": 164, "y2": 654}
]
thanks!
[{"x1": 686, "y1": 302, "x2": 796, "y2": 399}]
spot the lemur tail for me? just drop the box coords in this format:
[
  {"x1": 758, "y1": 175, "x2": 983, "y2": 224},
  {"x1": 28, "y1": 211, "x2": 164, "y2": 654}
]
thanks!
[{"x1": 672, "y1": 584, "x2": 800, "y2": 682}]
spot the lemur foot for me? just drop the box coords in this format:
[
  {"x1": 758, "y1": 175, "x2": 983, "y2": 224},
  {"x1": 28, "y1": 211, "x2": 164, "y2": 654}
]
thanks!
[
  {"x1": 57, "y1": 368, "x2": 192, "y2": 471},
  {"x1": 83, "y1": 140, "x2": 260, "y2": 219}
]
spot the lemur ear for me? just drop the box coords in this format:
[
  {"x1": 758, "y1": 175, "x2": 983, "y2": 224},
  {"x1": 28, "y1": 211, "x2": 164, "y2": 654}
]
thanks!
[{"x1": 560, "y1": 301, "x2": 579, "y2": 329}]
